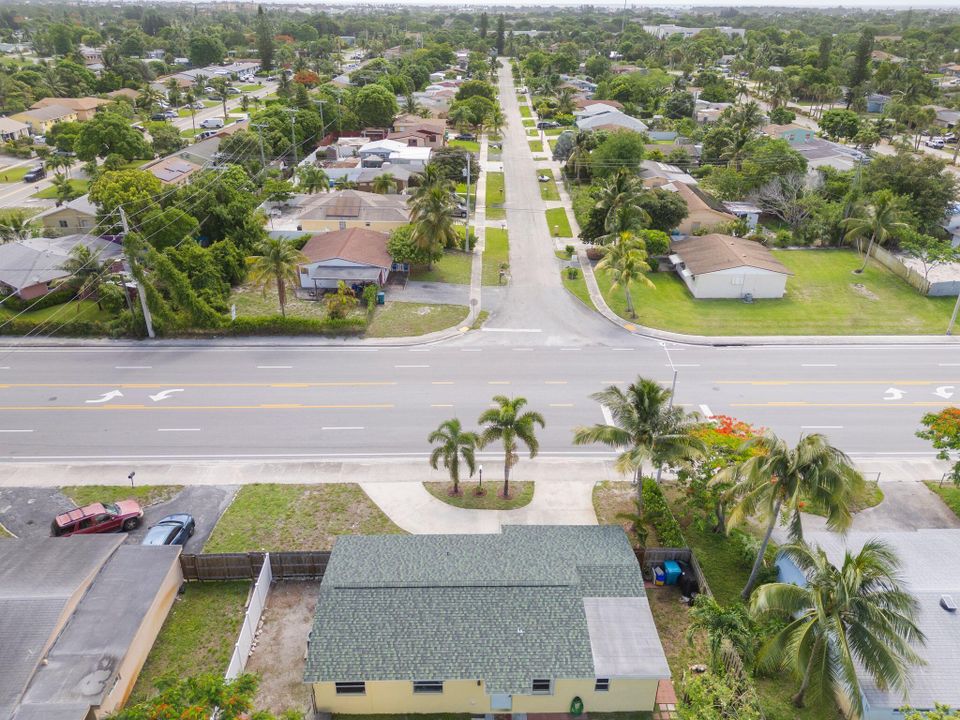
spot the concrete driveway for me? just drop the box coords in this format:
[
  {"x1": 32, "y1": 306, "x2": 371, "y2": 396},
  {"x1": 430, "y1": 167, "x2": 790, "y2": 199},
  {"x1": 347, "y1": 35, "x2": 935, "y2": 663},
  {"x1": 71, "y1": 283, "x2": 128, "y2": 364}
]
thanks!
[{"x1": 0, "y1": 484, "x2": 237, "y2": 551}]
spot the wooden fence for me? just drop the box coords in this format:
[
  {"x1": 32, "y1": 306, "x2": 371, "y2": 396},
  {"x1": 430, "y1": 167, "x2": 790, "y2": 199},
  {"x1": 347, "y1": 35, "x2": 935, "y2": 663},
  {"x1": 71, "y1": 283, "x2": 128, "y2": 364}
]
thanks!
[
  {"x1": 634, "y1": 547, "x2": 712, "y2": 598},
  {"x1": 180, "y1": 551, "x2": 330, "y2": 581}
]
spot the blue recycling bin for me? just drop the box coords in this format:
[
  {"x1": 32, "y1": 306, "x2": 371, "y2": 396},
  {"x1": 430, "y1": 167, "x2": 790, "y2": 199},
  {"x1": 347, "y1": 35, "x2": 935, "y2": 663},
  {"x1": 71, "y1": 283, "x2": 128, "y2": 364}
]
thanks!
[
  {"x1": 663, "y1": 560, "x2": 682, "y2": 586},
  {"x1": 376, "y1": 291, "x2": 385, "y2": 305}
]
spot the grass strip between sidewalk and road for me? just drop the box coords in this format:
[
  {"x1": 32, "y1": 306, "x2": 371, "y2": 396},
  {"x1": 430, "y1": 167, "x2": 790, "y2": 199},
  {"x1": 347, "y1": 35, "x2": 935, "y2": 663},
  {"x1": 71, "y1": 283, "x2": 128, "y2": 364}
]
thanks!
[
  {"x1": 62, "y1": 484, "x2": 183, "y2": 508},
  {"x1": 203, "y1": 483, "x2": 404, "y2": 552},
  {"x1": 537, "y1": 168, "x2": 560, "y2": 200},
  {"x1": 485, "y1": 170, "x2": 505, "y2": 221},
  {"x1": 529, "y1": 140, "x2": 544, "y2": 153},
  {"x1": 424, "y1": 481, "x2": 534, "y2": 509},
  {"x1": 561, "y1": 268, "x2": 597, "y2": 311},
  {"x1": 482, "y1": 227, "x2": 509, "y2": 286},
  {"x1": 545, "y1": 207, "x2": 572, "y2": 237},
  {"x1": 519, "y1": 105, "x2": 532, "y2": 118},
  {"x1": 925, "y1": 481, "x2": 960, "y2": 519},
  {"x1": 366, "y1": 302, "x2": 469, "y2": 337},
  {"x1": 410, "y1": 250, "x2": 473, "y2": 285}
]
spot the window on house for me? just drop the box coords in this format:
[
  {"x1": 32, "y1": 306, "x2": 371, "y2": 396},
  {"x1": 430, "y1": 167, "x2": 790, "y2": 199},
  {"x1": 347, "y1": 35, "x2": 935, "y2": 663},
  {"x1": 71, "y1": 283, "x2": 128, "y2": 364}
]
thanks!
[
  {"x1": 532, "y1": 679, "x2": 552, "y2": 694},
  {"x1": 339, "y1": 221, "x2": 347, "y2": 230},
  {"x1": 59, "y1": 220, "x2": 69, "y2": 228},
  {"x1": 595, "y1": 679, "x2": 610, "y2": 692},
  {"x1": 413, "y1": 681, "x2": 444, "y2": 694},
  {"x1": 335, "y1": 682, "x2": 366, "y2": 695},
  {"x1": 78, "y1": 220, "x2": 88, "y2": 228}
]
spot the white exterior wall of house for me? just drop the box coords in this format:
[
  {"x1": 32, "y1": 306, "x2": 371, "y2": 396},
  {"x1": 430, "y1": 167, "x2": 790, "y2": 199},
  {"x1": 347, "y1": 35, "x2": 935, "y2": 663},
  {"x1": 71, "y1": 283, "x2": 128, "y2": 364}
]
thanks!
[
  {"x1": 681, "y1": 266, "x2": 787, "y2": 299},
  {"x1": 299, "y1": 257, "x2": 387, "y2": 291}
]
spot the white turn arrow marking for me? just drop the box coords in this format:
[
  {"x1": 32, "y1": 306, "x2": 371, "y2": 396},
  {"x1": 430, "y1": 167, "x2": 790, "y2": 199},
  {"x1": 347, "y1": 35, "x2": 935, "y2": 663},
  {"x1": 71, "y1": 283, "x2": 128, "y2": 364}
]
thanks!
[
  {"x1": 934, "y1": 386, "x2": 955, "y2": 399},
  {"x1": 149, "y1": 389, "x2": 185, "y2": 402},
  {"x1": 883, "y1": 388, "x2": 905, "y2": 401},
  {"x1": 85, "y1": 390, "x2": 123, "y2": 404}
]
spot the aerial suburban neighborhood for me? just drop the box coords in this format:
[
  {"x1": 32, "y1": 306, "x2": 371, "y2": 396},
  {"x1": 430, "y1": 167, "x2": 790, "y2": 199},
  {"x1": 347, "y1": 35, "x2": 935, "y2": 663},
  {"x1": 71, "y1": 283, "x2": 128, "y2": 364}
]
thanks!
[{"x1": 2, "y1": 2, "x2": 960, "y2": 720}]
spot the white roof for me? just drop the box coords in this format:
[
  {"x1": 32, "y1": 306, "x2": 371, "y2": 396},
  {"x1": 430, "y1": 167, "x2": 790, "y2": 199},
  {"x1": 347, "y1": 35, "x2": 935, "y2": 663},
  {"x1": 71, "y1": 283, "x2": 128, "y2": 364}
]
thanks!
[
  {"x1": 390, "y1": 146, "x2": 432, "y2": 161},
  {"x1": 574, "y1": 103, "x2": 620, "y2": 118},
  {"x1": 583, "y1": 596, "x2": 671, "y2": 679},
  {"x1": 576, "y1": 111, "x2": 648, "y2": 133},
  {"x1": 359, "y1": 139, "x2": 406, "y2": 154}
]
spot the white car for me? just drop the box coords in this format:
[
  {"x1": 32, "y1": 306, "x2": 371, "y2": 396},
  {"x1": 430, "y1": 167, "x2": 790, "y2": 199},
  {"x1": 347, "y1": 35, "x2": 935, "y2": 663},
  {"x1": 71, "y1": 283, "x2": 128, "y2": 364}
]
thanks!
[
  {"x1": 227, "y1": 87, "x2": 241, "y2": 95},
  {"x1": 199, "y1": 117, "x2": 224, "y2": 129},
  {"x1": 204, "y1": 86, "x2": 216, "y2": 94},
  {"x1": 190, "y1": 101, "x2": 205, "y2": 110},
  {"x1": 925, "y1": 138, "x2": 946, "y2": 149}
]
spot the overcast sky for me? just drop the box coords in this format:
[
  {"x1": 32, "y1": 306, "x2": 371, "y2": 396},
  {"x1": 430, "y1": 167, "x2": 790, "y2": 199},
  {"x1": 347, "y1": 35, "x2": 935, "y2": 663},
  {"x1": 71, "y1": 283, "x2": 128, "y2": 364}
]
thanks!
[{"x1": 299, "y1": 0, "x2": 959, "y2": 7}]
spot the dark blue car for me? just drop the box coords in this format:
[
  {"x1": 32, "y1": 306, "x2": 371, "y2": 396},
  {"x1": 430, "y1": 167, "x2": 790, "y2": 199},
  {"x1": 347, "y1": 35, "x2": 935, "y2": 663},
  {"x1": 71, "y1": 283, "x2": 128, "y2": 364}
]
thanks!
[{"x1": 141, "y1": 514, "x2": 195, "y2": 546}]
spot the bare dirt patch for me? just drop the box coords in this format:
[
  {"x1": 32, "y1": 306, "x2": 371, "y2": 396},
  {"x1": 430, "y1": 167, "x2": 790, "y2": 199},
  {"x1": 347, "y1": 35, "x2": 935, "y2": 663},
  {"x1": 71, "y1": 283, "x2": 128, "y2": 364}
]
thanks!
[
  {"x1": 248, "y1": 581, "x2": 321, "y2": 715},
  {"x1": 849, "y1": 282, "x2": 879, "y2": 300}
]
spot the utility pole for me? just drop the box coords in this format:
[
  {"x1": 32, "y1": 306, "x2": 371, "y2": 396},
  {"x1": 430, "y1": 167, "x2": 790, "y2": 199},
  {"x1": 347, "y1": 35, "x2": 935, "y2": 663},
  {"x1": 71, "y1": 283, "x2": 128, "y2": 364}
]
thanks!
[
  {"x1": 314, "y1": 99, "x2": 327, "y2": 141},
  {"x1": 654, "y1": 342, "x2": 679, "y2": 486},
  {"x1": 948, "y1": 292, "x2": 960, "y2": 336},
  {"x1": 620, "y1": 0, "x2": 627, "y2": 35},
  {"x1": 252, "y1": 122, "x2": 268, "y2": 174},
  {"x1": 463, "y1": 152, "x2": 472, "y2": 253},
  {"x1": 119, "y1": 207, "x2": 154, "y2": 339},
  {"x1": 285, "y1": 108, "x2": 298, "y2": 168}
]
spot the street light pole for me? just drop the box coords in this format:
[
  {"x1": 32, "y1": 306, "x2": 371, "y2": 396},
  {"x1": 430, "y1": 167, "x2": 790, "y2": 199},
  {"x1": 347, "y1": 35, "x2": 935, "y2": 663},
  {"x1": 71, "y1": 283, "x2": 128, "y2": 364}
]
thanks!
[
  {"x1": 463, "y1": 152, "x2": 472, "y2": 252},
  {"x1": 478, "y1": 464, "x2": 483, "y2": 495},
  {"x1": 948, "y1": 291, "x2": 960, "y2": 336}
]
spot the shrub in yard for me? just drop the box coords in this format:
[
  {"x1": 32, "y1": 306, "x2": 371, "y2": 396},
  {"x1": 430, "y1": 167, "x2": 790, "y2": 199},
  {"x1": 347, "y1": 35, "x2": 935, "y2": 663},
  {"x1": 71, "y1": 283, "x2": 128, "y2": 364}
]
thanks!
[
  {"x1": 678, "y1": 670, "x2": 763, "y2": 720},
  {"x1": 362, "y1": 284, "x2": 378, "y2": 310},
  {"x1": 226, "y1": 315, "x2": 366, "y2": 335},
  {"x1": 325, "y1": 281, "x2": 359, "y2": 319},
  {"x1": 566, "y1": 267, "x2": 579, "y2": 280},
  {"x1": 774, "y1": 228, "x2": 793, "y2": 247},
  {"x1": 729, "y1": 528, "x2": 779, "y2": 585},
  {"x1": 642, "y1": 478, "x2": 685, "y2": 547},
  {"x1": 585, "y1": 245, "x2": 607, "y2": 261},
  {"x1": 565, "y1": 244, "x2": 575, "y2": 256}
]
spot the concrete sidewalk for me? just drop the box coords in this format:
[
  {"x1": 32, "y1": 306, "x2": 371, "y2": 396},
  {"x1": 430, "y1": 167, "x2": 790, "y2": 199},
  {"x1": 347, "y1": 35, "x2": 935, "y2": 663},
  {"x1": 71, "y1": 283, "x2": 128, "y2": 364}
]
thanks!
[{"x1": 360, "y1": 479, "x2": 597, "y2": 534}]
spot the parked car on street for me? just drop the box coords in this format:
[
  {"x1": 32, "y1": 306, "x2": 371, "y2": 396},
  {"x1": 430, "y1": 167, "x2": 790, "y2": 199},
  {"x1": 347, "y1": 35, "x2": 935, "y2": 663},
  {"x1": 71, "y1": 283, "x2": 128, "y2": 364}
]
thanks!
[
  {"x1": 200, "y1": 117, "x2": 224, "y2": 129},
  {"x1": 190, "y1": 101, "x2": 205, "y2": 110},
  {"x1": 141, "y1": 514, "x2": 195, "y2": 546},
  {"x1": 536, "y1": 121, "x2": 560, "y2": 130},
  {"x1": 50, "y1": 500, "x2": 143, "y2": 537},
  {"x1": 150, "y1": 112, "x2": 170, "y2": 122},
  {"x1": 454, "y1": 133, "x2": 476, "y2": 141},
  {"x1": 23, "y1": 166, "x2": 46, "y2": 182},
  {"x1": 926, "y1": 138, "x2": 946, "y2": 149}
]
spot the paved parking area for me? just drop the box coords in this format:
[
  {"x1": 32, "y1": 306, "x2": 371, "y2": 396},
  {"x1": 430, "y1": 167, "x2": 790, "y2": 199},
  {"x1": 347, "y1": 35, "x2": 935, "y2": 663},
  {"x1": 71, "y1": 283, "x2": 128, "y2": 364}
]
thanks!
[{"x1": 0, "y1": 484, "x2": 238, "y2": 551}]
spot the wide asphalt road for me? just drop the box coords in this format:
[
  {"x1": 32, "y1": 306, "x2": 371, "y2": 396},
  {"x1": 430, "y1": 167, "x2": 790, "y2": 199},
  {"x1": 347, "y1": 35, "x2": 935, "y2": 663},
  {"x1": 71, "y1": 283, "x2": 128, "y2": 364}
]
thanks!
[{"x1": 0, "y1": 341, "x2": 954, "y2": 461}]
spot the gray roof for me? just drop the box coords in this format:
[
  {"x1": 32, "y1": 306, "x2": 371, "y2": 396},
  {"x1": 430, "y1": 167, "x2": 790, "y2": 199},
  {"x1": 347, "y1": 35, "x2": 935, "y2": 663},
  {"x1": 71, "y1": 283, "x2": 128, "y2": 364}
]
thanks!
[
  {"x1": 304, "y1": 526, "x2": 668, "y2": 693},
  {"x1": 788, "y1": 529, "x2": 960, "y2": 710},
  {"x1": 0, "y1": 235, "x2": 122, "y2": 293},
  {"x1": 576, "y1": 111, "x2": 648, "y2": 133},
  {"x1": 38, "y1": 194, "x2": 97, "y2": 220}
]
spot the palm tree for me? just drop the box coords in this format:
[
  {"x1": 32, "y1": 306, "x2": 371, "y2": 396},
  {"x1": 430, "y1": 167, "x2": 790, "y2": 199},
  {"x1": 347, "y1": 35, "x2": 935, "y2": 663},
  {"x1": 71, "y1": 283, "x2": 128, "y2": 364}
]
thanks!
[
  {"x1": 371, "y1": 173, "x2": 394, "y2": 194},
  {"x1": 573, "y1": 376, "x2": 703, "y2": 511},
  {"x1": 409, "y1": 185, "x2": 458, "y2": 261},
  {"x1": 297, "y1": 165, "x2": 330, "y2": 194},
  {"x1": 210, "y1": 77, "x2": 230, "y2": 122},
  {"x1": 428, "y1": 418, "x2": 478, "y2": 496},
  {"x1": 51, "y1": 173, "x2": 78, "y2": 206},
  {"x1": 720, "y1": 124, "x2": 755, "y2": 171},
  {"x1": 184, "y1": 89, "x2": 197, "y2": 134},
  {"x1": 554, "y1": 86, "x2": 576, "y2": 116},
  {"x1": 594, "y1": 168, "x2": 643, "y2": 226},
  {"x1": 489, "y1": 106, "x2": 506, "y2": 136},
  {"x1": 752, "y1": 541, "x2": 925, "y2": 713},
  {"x1": 477, "y1": 395, "x2": 545, "y2": 498},
  {"x1": 565, "y1": 130, "x2": 596, "y2": 181},
  {"x1": 410, "y1": 164, "x2": 454, "y2": 201},
  {"x1": 723, "y1": 432, "x2": 865, "y2": 600},
  {"x1": 595, "y1": 232, "x2": 654, "y2": 318},
  {"x1": 841, "y1": 190, "x2": 908, "y2": 273},
  {"x1": 59, "y1": 244, "x2": 107, "y2": 310},
  {"x1": 46, "y1": 154, "x2": 71, "y2": 178},
  {"x1": 686, "y1": 595, "x2": 755, "y2": 672},
  {"x1": 0, "y1": 210, "x2": 33, "y2": 243},
  {"x1": 597, "y1": 204, "x2": 650, "y2": 246},
  {"x1": 247, "y1": 237, "x2": 307, "y2": 317},
  {"x1": 448, "y1": 104, "x2": 473, "y2": 135}
]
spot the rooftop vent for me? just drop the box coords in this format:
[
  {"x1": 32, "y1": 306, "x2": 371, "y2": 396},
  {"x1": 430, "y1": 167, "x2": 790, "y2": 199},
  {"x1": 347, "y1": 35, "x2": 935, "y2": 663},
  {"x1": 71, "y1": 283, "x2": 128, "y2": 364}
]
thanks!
[{"x1": 941, "y1": 595, "x2": 957, "y2": 612}]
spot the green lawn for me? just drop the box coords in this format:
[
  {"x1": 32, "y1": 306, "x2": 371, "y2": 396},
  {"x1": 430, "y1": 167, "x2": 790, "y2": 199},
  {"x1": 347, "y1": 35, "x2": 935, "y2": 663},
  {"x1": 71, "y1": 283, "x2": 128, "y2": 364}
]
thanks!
[
  {"x1": 204, "y1": 483, "x2": 403, "y2": 552},
  {"x1": 424, "y1": 481, "x2": 534, "y2": 509},
  {"x1": 529, "y1": 140, "x2": 544, "y2": 153},
  {"x1": 548, "y1": 139, "x2": 557, "y2": 153},
  {"x1": 544, "y1": 127, "x2": 566, "y2": 136},
  {"x1": 410, "y1": 251, "x2": 473, "y2": 285},
  {"x1": 0, "y1": 299, "x2": 115, "y2": 325},
  {"x1": 806, "y1": 481, "x2": 883, "y2": 517},
  {"x1": 522, "y1": 119, "x2": 536, "y2": 127},
  {"x1": 130, "y1": 582, "x2": 249, "y2": 703},
  {"x1": 239, "y1": 83, "x2": 262, "y2": 92},
  {"x1": 597, "y1": 249, "x2": 958, "y2": 335},
  {"x1": 545, "y1": 207, "x2": 572, "y2": 237},
  {"x1": 62, "y1": 485, "x2": 182, "y2": 508},
  {"x1": 485, "y1": 170, "x2": 505, "y2": 221},
  {"x1": 537, "y1": 168, "x2": 559, "y2": 200},
  {"x1": 31, "y1": 178, "x2": 88, "y2": 199},
  {"x1": 519, "y1": 105, "x2": 532, "y2": 118},
  {"x1": 482, "y1": 227, "x2": 509, "y2": 286},
  {"x1": 526, "y1": 128, "x2": 539, "y2": 137},
  {"x1": 925, "y1": 481, "x2": 960, "y2": 519},
  {"x1": 454, "y1": 181, "x2": 477, "y2": 211},
  {"x1": 229, "y1": 282, "x2": 363, "y2": 324},
  {"x1": 593, "y1": 481, "x2": 656, "y2": 548},
  {"x1": 562, "y1": 268, "x2": 596, "y2": 310},
  {"x1": 0, "y1": 166, "x2": 31, "y2": 182},
  {"x1": 449, "y1": 139, "x2": 480, "y2": 153},
  {"x1": 366, "y1": 302, "x2": 469, "y2": 337}
]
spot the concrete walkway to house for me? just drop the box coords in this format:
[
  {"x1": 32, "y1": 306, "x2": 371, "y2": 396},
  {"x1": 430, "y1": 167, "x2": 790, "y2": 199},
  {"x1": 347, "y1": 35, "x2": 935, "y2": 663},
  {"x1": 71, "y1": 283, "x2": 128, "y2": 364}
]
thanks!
[{"x1": 360, "y1": 479, "x2": 598, "y2": 534}]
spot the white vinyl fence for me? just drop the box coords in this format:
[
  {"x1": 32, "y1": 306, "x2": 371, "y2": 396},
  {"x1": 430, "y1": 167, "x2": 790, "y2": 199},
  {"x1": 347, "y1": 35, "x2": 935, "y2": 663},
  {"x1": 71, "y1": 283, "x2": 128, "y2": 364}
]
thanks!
[{"x1": 225, "y1": 552, "x2": 273, "y2": 680}]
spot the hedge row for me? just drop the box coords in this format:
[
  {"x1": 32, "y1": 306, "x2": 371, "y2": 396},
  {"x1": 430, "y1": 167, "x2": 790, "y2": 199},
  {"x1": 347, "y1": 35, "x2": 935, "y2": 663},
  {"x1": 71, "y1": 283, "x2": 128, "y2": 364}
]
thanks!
[
  {"x1": 642, "y1": 478, "x2": 686, "y2": 547},
  {"x1": 0, "y1": 318, "x2": 114, "y2": 337},
  {"x1": 0, "y1": 287, "x2": 76, "y2": 313},
  {"x1": 223, "y1": 315, "x2": 367, "y2": 336}
]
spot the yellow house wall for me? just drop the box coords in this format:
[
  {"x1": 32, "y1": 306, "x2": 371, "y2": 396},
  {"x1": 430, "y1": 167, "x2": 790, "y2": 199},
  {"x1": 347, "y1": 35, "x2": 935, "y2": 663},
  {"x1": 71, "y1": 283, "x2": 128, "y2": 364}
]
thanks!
[
  {"x1": 298, "y1": 219, "x2": 407, "y2": 234},
  {"x1": 312, "y1": 677, "x2": 659, "y2": 715},
  {"x1": 42, "y1": 209, "x2": 96, "y2": 237},
  {"x1": 679, "y1": 208, "x2": 736, "y2": 235}
]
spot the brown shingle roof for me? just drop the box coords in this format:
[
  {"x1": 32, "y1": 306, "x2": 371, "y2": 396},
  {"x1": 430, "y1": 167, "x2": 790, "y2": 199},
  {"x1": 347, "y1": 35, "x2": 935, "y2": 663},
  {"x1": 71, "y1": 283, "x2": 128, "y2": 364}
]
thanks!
[
  {"x1": 671, "y1": 234, "x2": 792, "y2": 276},
  {"x1": 32, "y1": 96, "x2": 108, "y2": 112},
  {"x1": 300, "y1": 228, "x2": 392, "y2": 268}
]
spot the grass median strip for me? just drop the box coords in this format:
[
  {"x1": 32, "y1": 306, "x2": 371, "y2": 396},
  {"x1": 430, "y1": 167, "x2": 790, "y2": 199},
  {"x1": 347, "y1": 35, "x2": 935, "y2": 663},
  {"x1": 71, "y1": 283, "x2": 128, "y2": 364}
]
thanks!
[
  {"x1": 203, "y1": 483, "x2": 403, "y2": 552},
  {"x1": 482, "y1": 227, "x2": 509, "y2": 286},
  {"x1": 62, "y1": 484, "x2": 182, "y2": 507},
  {"x1": 545, "y1": 207, "x2": 572, "y2": 237},
  {"x1": 424, "y1": 481, "x2": 534, "y2": 509}
]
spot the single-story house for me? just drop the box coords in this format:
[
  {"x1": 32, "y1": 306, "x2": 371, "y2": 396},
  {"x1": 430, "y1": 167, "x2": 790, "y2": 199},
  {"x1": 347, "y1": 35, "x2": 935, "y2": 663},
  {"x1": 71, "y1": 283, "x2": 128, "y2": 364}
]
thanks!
[
  {"x1": 796, "y1": 138, "x2": 863, "y2": 173},
  {"x1": 777, "y1": 529, "x2": 960, "y2": 719},
  {"x1": 723, "y1": 201, "x2": 763, "y2": 230},
  {"x1": 393, "y1": 115, "x2": 446, "y2": 136},
  {"x1": 944, "y1": 202, "x2": 960, "y2": 248},
  {"x1": 387, "y1": 127, "x2": 444, "y2": 149},
  {"x1": 106, "y1": 88, "x2": 141, "y2": 102},
  {"x1": 763, "y1": 123, "x2": 815, "y2": 144},
  {"x1": 0, "y1": 117, "x2": 30, "y2": 142},
  {"x1": 37, "y1": 195, "x2": 98, "y2": 237},
  {"x1": 574, "y1": 98, "x2": 624, "y2": 111},
  {"x1": 358, "y1": 139, "x2": 406, "y2": 164},
  {"x1": 31, "y1": 96, "x2": 108, "y2": 121},
  {"x1": 143, "y1": 156, "x2": 201, "y2": 186},
  {"x1": 866, "y1": 93, "x2": 892, "y2": 113},
  {"x1": 576, "y1": 110, "x2": 648, "y2": 134},
  {"x1": 871, "y1": 50, "x2": 904, "y2": 63},
  {"x1": 10, "y1": 105, "x2": 78, "y2": 135},
  {"x1": 640, "y1": 160, "x2": 697, "y2": 186},
  {"x1": 644, "y1": 176, "x2": 736, "y2": 235},
  {"x1": 277, "y1": 189, "x2": 410, "y2": 234},
  {"x1": 304, "y1": 526, "x2": 671, "y2": 715},
  {"x1": 298, "y1": 227, "x2": 392, "y2": 292},
  {"x1": 0, "y1": 234, "x2": 123, "y2": 299},
  {"x1": 0, "y1": 535, "x2": 182, "y2": 720},
  {"x1": 356, "y1": 166, "x2": 414, "y2": 193},
  {"x1": 79, "y1": 45, "x2": 103, "y2": 64},
  {"x1": 359, "y1": 140, "x2": 431, "y2": 170},
  {"x1": 931, "y1": 106, "x2": 960, "y2": 130},
  {"x1": 574, "y1": 103, "x2": 623, "y2": 120},
  {"x1": 669, "y1": 234, "x2": 791, "y2": 299}
]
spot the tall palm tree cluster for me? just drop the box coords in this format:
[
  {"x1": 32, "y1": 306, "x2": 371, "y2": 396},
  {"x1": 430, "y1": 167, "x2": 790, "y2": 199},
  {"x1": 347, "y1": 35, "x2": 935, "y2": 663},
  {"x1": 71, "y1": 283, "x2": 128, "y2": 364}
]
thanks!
[
  {"x1": 407, "y1": 164, "x2": 462, "y2": 264},
  {"x1": 426, "y1": 375, "x2": 926, "y2": 716}
]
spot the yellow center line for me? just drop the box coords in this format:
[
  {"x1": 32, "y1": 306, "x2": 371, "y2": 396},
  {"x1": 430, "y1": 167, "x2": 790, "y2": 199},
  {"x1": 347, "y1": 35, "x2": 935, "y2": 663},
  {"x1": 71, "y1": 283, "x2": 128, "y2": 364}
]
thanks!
[
  {"x1": 0, "y1": 403, "x2": 395, "y2": 412},
  {"x1": 549, "y1": 403, "x2": 574, "y2": 407},
  {"x1": 431, "y1": 381, "x2": 455, "y2": 385},
  {"x1": 488, "y1": 381, "x2": 510, "y2": 385},
  {"x1": 544, "y1": 381, "x2": 568, "y2": 385}
]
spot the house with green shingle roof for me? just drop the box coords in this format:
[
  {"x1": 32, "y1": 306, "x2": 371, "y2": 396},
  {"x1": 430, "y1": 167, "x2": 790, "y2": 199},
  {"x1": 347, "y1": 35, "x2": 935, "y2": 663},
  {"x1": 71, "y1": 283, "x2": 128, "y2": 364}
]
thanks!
[{"x1": 303, "y1": 525, "x2": 670, "y2": 716}]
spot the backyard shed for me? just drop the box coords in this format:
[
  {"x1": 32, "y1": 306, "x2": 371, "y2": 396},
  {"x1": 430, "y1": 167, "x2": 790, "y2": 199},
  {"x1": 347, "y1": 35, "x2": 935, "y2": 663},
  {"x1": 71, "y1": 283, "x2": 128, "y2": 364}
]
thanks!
[{"x1": 669, "y1": 234, "x2": 791, "y2": 299}]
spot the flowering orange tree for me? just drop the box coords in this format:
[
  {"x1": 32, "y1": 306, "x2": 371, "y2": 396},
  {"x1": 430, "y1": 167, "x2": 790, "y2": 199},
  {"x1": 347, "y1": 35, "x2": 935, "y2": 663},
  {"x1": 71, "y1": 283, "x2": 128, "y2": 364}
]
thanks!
[
  {"x1": 918, "y1": 407, "x2": 960, "y2": 485},
  {"x1": 676, "y1": 415, "x2": 765, "y2": 533}
]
